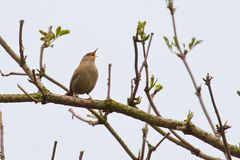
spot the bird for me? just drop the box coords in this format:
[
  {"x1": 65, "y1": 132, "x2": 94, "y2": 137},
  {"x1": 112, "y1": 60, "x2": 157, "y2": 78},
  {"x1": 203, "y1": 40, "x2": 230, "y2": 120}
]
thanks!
[{"x1": 66, "y1": 49, "x2": 98, "y2": 98}]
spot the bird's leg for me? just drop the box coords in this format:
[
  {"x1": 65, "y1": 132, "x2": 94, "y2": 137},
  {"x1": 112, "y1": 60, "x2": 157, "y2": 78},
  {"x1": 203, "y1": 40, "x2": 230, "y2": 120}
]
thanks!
[{"x1": 87, "y1": 94, "x2": 92, "y2": 100}]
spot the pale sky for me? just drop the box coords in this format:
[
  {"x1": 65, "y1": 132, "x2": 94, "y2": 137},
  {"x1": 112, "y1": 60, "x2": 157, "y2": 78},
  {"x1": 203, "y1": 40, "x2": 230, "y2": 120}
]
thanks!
[{"x1": 1, "y1": 0, "x2": 240, "y2": 159}]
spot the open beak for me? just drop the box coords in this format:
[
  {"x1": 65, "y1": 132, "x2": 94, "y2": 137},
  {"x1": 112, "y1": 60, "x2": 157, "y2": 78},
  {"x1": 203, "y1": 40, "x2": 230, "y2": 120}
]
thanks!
[{"x1": 93, "y1": 48, "x2": 98, "y2": 58}]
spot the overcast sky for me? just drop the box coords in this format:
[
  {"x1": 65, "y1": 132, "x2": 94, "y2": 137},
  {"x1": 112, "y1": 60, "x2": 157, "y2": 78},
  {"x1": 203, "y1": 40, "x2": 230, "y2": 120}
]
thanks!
[{"x1": 1, "y1": 0, "x2": 240, "y2": 159}]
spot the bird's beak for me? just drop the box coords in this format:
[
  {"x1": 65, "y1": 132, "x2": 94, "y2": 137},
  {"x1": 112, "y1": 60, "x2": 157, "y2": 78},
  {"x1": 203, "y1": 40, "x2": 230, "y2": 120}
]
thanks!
[{"x1": 93, "y1": 48, "x2": 98, "y2": 58}]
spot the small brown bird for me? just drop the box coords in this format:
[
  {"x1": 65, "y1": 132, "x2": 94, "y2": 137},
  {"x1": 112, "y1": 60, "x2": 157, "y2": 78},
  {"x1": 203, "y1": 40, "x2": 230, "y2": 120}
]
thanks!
[{"x1": 67, "y1": 49, "x2": 98, "y2": 97}]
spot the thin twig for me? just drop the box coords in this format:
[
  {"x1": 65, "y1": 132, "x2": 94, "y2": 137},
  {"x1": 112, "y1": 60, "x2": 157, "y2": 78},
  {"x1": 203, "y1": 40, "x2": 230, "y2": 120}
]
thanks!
[
  {"x1": 40, "y1": 26, "x2": 52, "y2": 74},
  {"x1": 167, "y1": 2, "x2": 229, "y2": 159},
  {"x1": 143, "y1": 68, "x2": 193, "y2": 159},
  {"x1": 32, "y1": 69, "x2": 46, "y2": 104},
  {"x1": 51, "y1": 141, "x2": 58, "y2": 160},
  {"x1": 182, "y1": 59, "x2": 216, "y2": 133},
  {"x1": 139, "y1": 33, "x2": 154, "y2": 74},
  {"x1": 140, "y1": 92, "x2": 155, "y2": 160},
  {"x1": 68, "y1": 108, "x2": 99, "y2": 126},
  {"x1": 107, "y1": 63, "x2": 112, "y2": 99},
  {"x1": 89, "y1": 109, "x2": 137, "y2": 160},
  {"x1": 141, "y1": 40, "x2": 161, "y2": 117},
  {"x1": 167, "y1": 1, "x2": 216, "y2": 134},
  {"x1": 137, "y1": 32, "x2": 162, "y2": 117},
  {"x1": 204, "y1": 74, "x2": 232, "y2": 160},
  {"x1": 128, "y1": 36, "x2": 141, "y2": 107},
  {"x1": 79, "y1": 151, "x2": 84, "y2": 160},
  {"x1": 130, "y1": 79, "x2": 134, "y2": 96},
  {"x1": 145, "y1": 132, "x2": 170, "y2": 160},
  {"x1": 0, "y1": 112, "x2": 5, "y2": 160},
  {"x1": 32, "y1": 70, "x2": 41, "y2": 91},
  {"x1": 0, "y1": 71, "x2": 26, "y2": 76},
  {"x1": 128, "y1": 33, "x2": 154, "y2": 107},
  {"x1": 0, "y1": 70, "x2": 68, "y2": 92},
  {"x1": 140, "y1": 37, "x2": 219, "y2": 159},
  {"x1": 170, "y1": 10, "x2": 182, "y2": 53},
  {"x1": 133, "y1": 30, "x2": 140, "y2": 81},
  {"x1": 42, "y1": 73, "x2": 69, "y2": 92},
  {"x1": 17, "y1": 84, "x2": 38, "y2": 103},
  {"x1": 140, "y1": 31, "x2": 207, "y2": 159},
  {"x1": 19, "y1": 20, "x2": 25, "y2": 66},
  {"x1": 151, "y1": 125, "x2": 222, "y2": 160}
]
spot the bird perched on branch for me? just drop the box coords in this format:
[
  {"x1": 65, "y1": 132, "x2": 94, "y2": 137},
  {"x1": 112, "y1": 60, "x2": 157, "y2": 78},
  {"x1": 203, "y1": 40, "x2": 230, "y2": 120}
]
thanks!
[{"x1": 66, "y1": 49, "x2": 98, "y2": 98}]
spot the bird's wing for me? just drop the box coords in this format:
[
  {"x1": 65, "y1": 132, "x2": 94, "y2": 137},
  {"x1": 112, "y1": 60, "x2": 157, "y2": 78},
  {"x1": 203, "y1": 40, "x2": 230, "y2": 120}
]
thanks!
[{"x1": 69, "y1": 67, "x2": 81, "y2": 93}]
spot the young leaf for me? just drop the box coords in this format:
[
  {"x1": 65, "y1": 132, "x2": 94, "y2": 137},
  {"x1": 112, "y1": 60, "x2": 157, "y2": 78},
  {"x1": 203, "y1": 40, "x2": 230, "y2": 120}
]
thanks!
[
  {"x1": 187, "y1": 111, "x2": 193, "y2": 120},
  {"x1": 50, "y1": 32, "x2": 56, "y2": 40},
  {"x1": 59, "y1": 30, "x2": 70, "y2": 36},
  {"x1": 135, "y1": 96, "x2": 142, "y2": 105},
  {"x1": 150, "y1": 75, "x2": 155, "y2": 88},
  {"x1": 137, "y1": 21, "x2": 148, "y2": 41},
  {"x1": 189, "y1": 37, "x2": 196, "y2": 50},
  {"x1": 194, "y1": 40, "x2": 203, "y2": 47},
  {"x1": 237, "y1": 90, "x2": 240, "y2": 96},
  {"x1": 40, "y1": 37, "x2": 46, "y2": 41},
  {"x1": 189, "y1": 37, "x2": 203, "y2": 50},
  {"x1": 155, "y1": 84, "x2": 163, "y2": 92},
  {"x1": 173, "y1": 36, "x2": 178, "y2": 47},
  {"x1": 163, "y1": 36, "x2": 170, "y2": 47},
  {"x1": 147, "y1": 143, "x2": 153, "y2": 150},
  {"x1": 56, "y1": 26, "x2": 62, "y2": 37},
  {"x1": 39, "y1": 30, "x2": 47, "y2": 36},
  {"x1": 182, "y1": 43, "x2": 186, "y2": 49},
  {"x1": 47, "y1": 37, "x2": 51, "y2": 46},
  {"x1": 184, "y1": 111, "x2": 194, "y2": 125}
]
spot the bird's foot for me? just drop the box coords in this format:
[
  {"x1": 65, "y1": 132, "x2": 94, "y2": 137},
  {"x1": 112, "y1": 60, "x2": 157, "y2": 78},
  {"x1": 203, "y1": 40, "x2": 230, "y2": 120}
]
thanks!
[{"x1": 87, "y1": 94, "x2": 92, "y2": 100}]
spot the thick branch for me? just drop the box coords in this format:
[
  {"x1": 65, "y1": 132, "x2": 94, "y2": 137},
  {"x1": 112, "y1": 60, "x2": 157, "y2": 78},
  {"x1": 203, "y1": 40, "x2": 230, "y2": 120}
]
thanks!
[{"x1": 0, "y1": 93, "x2": 239, "y2": 158}]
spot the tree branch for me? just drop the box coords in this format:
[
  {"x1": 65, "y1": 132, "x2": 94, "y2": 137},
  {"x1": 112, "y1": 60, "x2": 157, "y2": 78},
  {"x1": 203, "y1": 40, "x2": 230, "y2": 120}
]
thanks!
[
  {"x1": 107, "y1": 63, "x2": 112, "y2": 99},
  {"x1": 145, "y1": 132, "x2": 170, "y2": 160},
  {"x1": 88, "y1": 109, "x2": 138, "y2": 160},
  {"x1": 42, "y1": 73, "x2": 69, "y2": 92},
  {"x1": 68, "y1": 108, "x2": 99, "y2": 126},
  {"x1": 0, "y1": 70, "x2": 68, "y2": 92},
  {"x1": 0, "y1": 112, "x2": 5, "y2": 160},
  {"x1": 39, "y1": 26, "x2": 52, "y2": 74},
  {"x1": 166, "y1": 0, "x2": 216, "y2": 134},
  {"x1": 0, "y1": 36, "x2": 47, "y2": 92},
  {"x1": 151, "y1": 126, "x2": 222, "y2": 160},
  {"x1": 0, "y1": 93, "x2": 239, "y2": 158},
  {"x1": 19, "y1": 20, "x2": 26, "y2": 66},
  {"x1": 204, "y1": 74, "x2": 232, "y2": 160},
  {"x1": 51, "y1": 141, "x2": 57, "y2": 160},
  {"x1": 128, "y1": 36, "x2": 141, "y2": 107},
  {"x1": 17, "y1": 84, "x2": 38, "y2": 103},
  {"x1": 79, "y1": 151, "x2": 84, "y2": 160}
]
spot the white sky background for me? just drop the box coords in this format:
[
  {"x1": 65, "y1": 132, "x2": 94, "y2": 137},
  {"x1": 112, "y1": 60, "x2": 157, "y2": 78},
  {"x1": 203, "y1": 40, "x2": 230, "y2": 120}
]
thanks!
[{"x1": 0, "y1": 0, "x2": 240, "y2": 159}]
